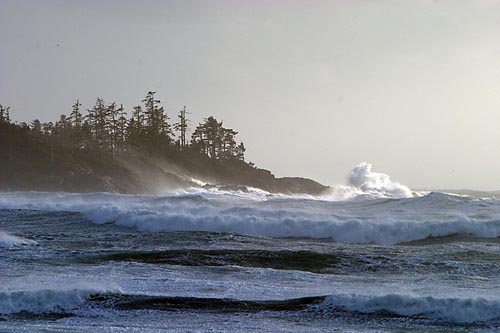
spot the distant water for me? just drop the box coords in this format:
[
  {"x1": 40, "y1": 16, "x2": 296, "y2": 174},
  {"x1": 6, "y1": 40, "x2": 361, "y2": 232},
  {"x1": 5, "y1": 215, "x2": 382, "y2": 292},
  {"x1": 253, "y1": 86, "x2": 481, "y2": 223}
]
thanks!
[{"x1": 2, "y1": 165, "x2": 500, "y2": 332}]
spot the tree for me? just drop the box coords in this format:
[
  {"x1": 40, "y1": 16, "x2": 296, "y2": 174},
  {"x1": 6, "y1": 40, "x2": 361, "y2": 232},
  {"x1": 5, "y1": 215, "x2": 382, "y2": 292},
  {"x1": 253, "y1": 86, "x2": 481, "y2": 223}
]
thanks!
[
  {"x1": 235, "y1": 142, "x2": 246, "y2": 161},
  {"x1": 2, "y1": 93, "x2": 248, "y2": 171},
  {"x1": 174, "y1": 106, "x2": 189, "y2": 151},
  {"x1": 69, "y1": 99, "x2": 83, "y2": 149},
  {"x1": 87, "y1": 98, "x2": 110, "y2": 161},
  {"x1": 141, "y1": 91, "x2": 172, "y2": 151},
  {"x1": 127, "y1": 105, "x2": 144, "y2": 147},
  {"x1": 42, "y1": 121, "x2": 55, "y2": 163},
  {"x1": 0, "y1": 104, "x2": 11, "y2": 123},
  {"x1": 54, "y1": 114, "x2": 72, "y2": 149},
  {"x1": 116, "y1": 104, "x2": 127, "y2": 151},
  {"x1": 30, "y1": 119, "x2": 43, "y2": 142},
  {"x1": 42, "y1": 122, "x2": 54, "y2": 136},
  {"x1": 221, "y1": 128, "x2": 238, "y2": 159},
  {"x1": 107, "y1": 102, "x2": 119, "y2": 156},
  {"x1": 191, "y1": 123, "x2": 207, "y2": 155},
  {"x1": 70, "y1": 99, "x2": 83, "y2": 129},
  {"x1": 191, "y1": 116, "x2": 242, "y2": 160}
]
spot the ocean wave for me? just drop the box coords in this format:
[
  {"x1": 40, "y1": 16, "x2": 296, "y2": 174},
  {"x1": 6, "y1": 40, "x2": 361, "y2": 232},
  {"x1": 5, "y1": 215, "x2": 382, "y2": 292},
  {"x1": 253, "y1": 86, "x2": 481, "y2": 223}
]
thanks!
[
  {"x1": 77, "y1": 201, "x2": 500, "y2": 244},
  {"x1": 0, "y1": 231, "x2": 37, "y2": 248},
  {"x1": 2, "y1": 191, "x2": 500, "y2": 244},
  {"x1": 6, "y1": 289, "x2": 499, "y2": 325},
  {"x1": 314, "y1": 293, "x2": 500, "y2": 324},
  {"x1": 347, "y1": 162, "x2": 413, "y2": 198},
  {"x1": 0, "y1": 286, "x2": 118, "y2": 315}
]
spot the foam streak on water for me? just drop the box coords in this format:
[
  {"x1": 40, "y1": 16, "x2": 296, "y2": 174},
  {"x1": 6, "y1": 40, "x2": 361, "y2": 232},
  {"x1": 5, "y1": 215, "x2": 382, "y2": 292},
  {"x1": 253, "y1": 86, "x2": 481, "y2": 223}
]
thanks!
[
  {"x1": 2, "y1": 163, "x2": 500, "y2": 332},
  {"x1": 0, "y1": 188, "x2": 499, "y2": 245}
]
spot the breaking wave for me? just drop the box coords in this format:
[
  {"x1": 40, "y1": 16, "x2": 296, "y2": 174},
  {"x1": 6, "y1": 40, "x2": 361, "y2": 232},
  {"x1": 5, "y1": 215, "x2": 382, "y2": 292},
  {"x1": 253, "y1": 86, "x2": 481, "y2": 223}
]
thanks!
[
  {"x1": 0, "y1": 286, "x2": 119, "y2": 315},
  {"x1": 347, "y1": 162, "x2": 413, "y2": 198},
  {"x1": 0, "y1": 231, "x2": 37, "y2": 248},
  {"x1": 1, "y1": 192, "x2": 500, "y2": 245},
  {"x1": 83, "y1": 205, "x2": 500, "y2": 245},
  {"x1": 4, "y1": 289, "x2": 500, "y2": 325},
  {"x1": 1, "y1": 163, "x2": 499, "y2": 245},
  {"x1": 315, "y1": 293, "x2": 500, "y2": 324},
  {"x1": 323, "y1": 162, "x2": 415, "y2": 200}
]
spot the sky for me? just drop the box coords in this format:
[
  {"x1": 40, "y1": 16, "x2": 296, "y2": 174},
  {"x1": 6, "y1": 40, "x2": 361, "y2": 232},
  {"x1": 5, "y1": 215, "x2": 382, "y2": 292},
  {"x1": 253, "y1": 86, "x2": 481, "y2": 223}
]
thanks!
[{"x1": 2, "y1": 0, "x2": 500, "y2": 190}]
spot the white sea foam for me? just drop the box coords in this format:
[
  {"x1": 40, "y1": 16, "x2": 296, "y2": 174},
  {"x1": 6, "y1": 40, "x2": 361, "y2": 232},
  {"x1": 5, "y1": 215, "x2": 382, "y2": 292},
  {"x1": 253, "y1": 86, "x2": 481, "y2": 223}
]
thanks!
[
  {"x1": 320, "y1": 162, "x2": 417, "y2": 200},
  {"x1": 1, "y1": 190, "x2": 500, "y2": 245},
  {"x1": 347, "y1": 162, "x2": 413, "y2": 198},
  {"x1": 0, "y1": 286, "x2": 119, "y2": 314},
  {"x1": 0, "y1": 231, "x2": 37, "y2": 248},
  {"x1": 0, "y1": 164, "x2": 499, "y2": 245},
  {"x1": 315, "y1": 293, "x2": 500, "y2": 324},
  {"x1": 85, "y1": 209, "x2": 500, "y2": 245}
]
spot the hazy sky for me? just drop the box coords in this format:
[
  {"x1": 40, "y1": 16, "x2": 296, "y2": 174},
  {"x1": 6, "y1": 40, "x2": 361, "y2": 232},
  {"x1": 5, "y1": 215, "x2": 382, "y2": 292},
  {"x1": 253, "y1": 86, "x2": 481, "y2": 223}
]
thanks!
[{"x1": 2, "y1": 0, "x2": 500, "y2": 190}]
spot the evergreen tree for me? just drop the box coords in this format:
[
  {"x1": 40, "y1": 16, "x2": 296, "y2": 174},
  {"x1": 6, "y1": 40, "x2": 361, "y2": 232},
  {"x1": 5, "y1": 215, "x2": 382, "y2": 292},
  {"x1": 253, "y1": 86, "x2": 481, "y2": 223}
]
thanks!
[
  {"x1": 2, "y1": 93, "x2": 248, "y2": 168},
  {"x1": 69, "y1": 99, "x2": 83, "y2": 149},
  {"x1": 88, "y1": 98, "x2": 109, "y2": 161},
  {"x1": 174, "y1": 106, "x2": 188, "y2": 151},
  {"x1": 107, "y1": 102, "x2": 119, "y2": 156},
  {"x1": 191, "y1": 116, "x2": 242, "y2": 160},
  {"x1": 221, "y1": 128, "x2": 238, "y2": 159},
  {"x1": 42, "y1": 121, "x2": 55, "y2": 163},
  {"x1": 191, "y1": 123, "x2": 207, "y2": 155},
  {"x1": 31, "y1": 119, "x2": 42, "y2": 134},
  {"x1": 142, "y1": 91, "x2": 172, "y2": 151},
  {"x1": 54, "y1": 114, "x2": 72, "y2": 149},
  {"x1": 235, "y1": 142, "x2": 246, "y2": 161},
  {"x1": 30, "y1": 119, "x2": 43, "y2": 142},
  {"x1": 127, "y1": 105, "x2": 144, "y2": 147},
  {"x1": 0, "y1": 104, "x2": 11, "y2": 123},
  {"x1": 70, "y1": 99, "x2": 83, "y2": 129},
  {"x1": 116, "y1": 104, "x2": 127, "y2": 151}
]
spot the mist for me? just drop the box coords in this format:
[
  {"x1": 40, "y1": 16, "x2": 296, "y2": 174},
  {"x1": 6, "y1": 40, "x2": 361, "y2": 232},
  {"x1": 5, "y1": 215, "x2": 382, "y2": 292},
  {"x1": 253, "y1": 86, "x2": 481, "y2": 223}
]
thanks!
[{"x1": 2, "y1": 0, "x2": 500, "y2": 190}]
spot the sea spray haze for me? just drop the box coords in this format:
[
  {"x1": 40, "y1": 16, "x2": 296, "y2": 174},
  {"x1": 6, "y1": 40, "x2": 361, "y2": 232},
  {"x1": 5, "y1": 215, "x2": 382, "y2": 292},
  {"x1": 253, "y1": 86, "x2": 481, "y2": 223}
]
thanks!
[
  {"x1": 3, "y1": 1, "x2": 500, "y2": 331},
  {"x1": 2, "y1": 163, "x2": 500, "y2": 332}
]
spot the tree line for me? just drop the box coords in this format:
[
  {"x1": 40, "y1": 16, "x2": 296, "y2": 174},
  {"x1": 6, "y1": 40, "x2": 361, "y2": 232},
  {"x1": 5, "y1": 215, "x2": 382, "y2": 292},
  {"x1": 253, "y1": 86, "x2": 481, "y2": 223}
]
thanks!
[{"x1": 0, "y1": 92, "x2": 246, "y2": 162}]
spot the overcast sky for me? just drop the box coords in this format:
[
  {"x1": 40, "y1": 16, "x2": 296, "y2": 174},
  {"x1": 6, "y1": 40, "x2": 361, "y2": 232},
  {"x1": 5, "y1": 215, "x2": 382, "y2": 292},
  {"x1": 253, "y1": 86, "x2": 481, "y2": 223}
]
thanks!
[{"x1": 2, "y1": 0, "x2": 500, "y2": 190}]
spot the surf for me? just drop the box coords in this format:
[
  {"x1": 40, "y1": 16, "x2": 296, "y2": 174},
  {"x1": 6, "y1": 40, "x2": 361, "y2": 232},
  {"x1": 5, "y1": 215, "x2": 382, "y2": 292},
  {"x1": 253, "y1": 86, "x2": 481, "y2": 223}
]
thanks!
[{"x1": 1, "y1": 164, "x2": 500, "y2": 245}]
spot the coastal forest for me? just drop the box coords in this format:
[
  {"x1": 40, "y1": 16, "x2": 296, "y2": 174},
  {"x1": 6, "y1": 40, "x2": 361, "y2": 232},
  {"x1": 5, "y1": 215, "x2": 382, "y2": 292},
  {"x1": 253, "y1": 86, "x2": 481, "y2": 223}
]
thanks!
[
  {"x1": 0, "y1": 91, "x2": 245, "y2": 163},
  {"x1": 0, "y1": 92, "x2": 325, "y2": 194}
]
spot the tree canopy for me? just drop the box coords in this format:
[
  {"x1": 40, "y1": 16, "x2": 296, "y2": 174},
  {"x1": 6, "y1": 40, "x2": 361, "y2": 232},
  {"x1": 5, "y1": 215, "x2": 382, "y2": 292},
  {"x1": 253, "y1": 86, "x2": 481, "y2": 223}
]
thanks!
[{"x1": 0, "y1": 92, "x2": 246, "y2": 163}]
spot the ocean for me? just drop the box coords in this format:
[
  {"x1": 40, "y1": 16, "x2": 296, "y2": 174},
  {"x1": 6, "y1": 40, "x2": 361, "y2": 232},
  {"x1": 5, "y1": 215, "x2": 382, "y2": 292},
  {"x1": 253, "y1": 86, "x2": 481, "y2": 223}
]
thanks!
[{"x1": 2, "y1": 166, "x2": 500, "y2": 332}]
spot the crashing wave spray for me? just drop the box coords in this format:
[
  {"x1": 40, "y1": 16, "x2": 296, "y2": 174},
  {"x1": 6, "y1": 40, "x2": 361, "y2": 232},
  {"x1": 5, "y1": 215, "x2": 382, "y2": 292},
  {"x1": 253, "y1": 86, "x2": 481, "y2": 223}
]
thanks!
[
  {"x1": 324, "y1": 162, "x2": 413, "y2": 200},
  {"x1": 0, "y1": 231, "x2": 37, "y2": 248},
  {"x1": 347, "y1": 162, "x2": 413, "y2": 198}
]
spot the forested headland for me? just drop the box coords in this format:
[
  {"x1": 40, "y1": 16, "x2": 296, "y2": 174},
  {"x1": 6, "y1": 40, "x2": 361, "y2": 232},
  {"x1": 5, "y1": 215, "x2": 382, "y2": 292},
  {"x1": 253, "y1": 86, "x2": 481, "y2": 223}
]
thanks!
[{"x1": 0, "y1": 92, "x2": 326, "y2": 194}]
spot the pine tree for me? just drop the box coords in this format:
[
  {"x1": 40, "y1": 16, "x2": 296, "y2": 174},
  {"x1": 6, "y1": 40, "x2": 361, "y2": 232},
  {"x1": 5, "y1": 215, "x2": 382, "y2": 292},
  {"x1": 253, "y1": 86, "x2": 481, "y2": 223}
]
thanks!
[
  {"x1": 54, "y1": 114, "x2": 72, "y2": 149},
  {"x1": 88, "y1": 98, "x2": 109, "y2": 161},
  {"x1": 127, "y1": 105, "x2": 144, "y2": 147},
  {"x1": 42, "y1": 121, "x2": 55, "y2": 163},
  {"x1": 107, "y1": 102, "x2": 119, "y2": 157},
  {"x1": 221, "y1": 128, "x2": 238, "y2": 159},
  {"x1": 0, "y1": 104, "x2": 11, "y2": 123},
  {"x1": 30, "y1": 119, "x2": 43, "y2": 141},
  {"x1": 235, "y1": 142, "x2": 246, "y2": 161},
  {"x1": 174, "y1": 106, "x2": 189, "y2": 151},
  {"x1": 70, "y1": 99, "x2": 83, "y2": 129},
  {"x1": 191, "y1": 116, "x2": 244, "y2": 160},
  {"x1": 69, "y1": 99, "x2": 83, "y2": 149},
  {"x1": 116, "y1": 104, "x2": 127, "y2": 151},
  {"x1": 142, "y1": 91, "x2": 172, "y2": 151}
]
